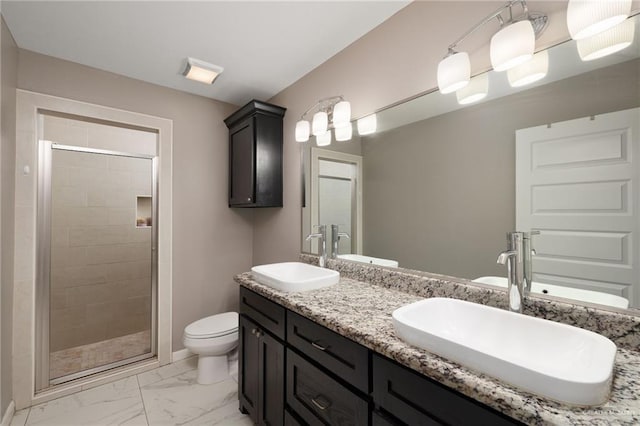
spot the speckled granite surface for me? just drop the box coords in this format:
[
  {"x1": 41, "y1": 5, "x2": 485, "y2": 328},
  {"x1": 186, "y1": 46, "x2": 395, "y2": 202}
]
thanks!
[
  {"x1": 235, "y1": 270, "x2": 640, "y2": 425},
  {"x1": 299, "y1": 254, "x2": 640, "y2": 351}
]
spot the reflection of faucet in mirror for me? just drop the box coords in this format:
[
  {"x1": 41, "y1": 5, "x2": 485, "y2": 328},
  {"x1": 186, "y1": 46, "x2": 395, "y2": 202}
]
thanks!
[
  {"x1": 523, "y1": 231, "x2": 540, "y2": 295},
  {"x1": 306, "y1": 225, "x2": 327, "y2": 267},
  {"x1": 497, "y1": 232, "x2": 526, "y2": 313},
  {"x1": 331, "y1": 224, "x2": 350, "y2": 259}
]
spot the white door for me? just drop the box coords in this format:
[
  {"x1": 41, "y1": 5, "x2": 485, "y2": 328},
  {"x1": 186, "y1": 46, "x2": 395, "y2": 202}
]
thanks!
[
  {"x1": 310, "y1": 148, "x2": 363, "y2": 255},
  {"x1": 516, "y1": 108, "x2": 639, "y2": 308}
]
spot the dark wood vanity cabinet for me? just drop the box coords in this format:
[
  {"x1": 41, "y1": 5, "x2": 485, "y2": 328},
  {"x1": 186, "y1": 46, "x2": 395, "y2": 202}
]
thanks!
[
  {"x1": 372, "y1": 354, "x2": 522, "y2": 425},
  {"x1": 238, "y1": 286, "x2": 522, "y2": 426},
  {"x1": 224, "y1": 100, "x2": 286, "y2": 208},
  {"x1": 239, "y1": 288, "x2": 285, "y2": 425}
]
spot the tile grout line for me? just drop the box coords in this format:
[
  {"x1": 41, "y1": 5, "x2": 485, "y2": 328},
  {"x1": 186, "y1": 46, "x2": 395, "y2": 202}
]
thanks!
[
  {"x1": 135, "y1": 374, "x2": 151, "y2": 426},
  {"x1": 21, "y1": 408, "x2": 31, "y2": 426}
]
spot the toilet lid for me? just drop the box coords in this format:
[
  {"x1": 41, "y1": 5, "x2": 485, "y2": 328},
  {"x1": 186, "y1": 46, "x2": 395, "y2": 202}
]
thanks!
[{"x1": 184, "y1": 312, "x2": 238, "y2": 339}]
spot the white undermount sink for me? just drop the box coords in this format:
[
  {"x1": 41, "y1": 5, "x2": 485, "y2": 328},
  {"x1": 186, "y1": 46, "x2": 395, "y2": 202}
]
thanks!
[
  {"x1": 251, "y1": 262, "x2": 339, "y2": 292},
  {"x1": 392, "y1": 298, "x2": 617, "y2": 406}
]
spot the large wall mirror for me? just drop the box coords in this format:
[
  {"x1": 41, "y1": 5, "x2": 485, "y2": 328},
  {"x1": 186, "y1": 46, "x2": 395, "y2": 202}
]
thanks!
[{"x1": 301, "y1": 14, "x2": 640, "y2": 313}]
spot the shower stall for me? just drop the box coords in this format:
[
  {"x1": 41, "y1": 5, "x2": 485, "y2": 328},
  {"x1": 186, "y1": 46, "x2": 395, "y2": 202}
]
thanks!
[{"x1": 35, "y1": 113, "x2": 158, "y2": 391}]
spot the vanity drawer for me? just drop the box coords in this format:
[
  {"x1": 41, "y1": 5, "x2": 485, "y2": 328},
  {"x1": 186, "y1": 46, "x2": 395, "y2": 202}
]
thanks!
[
  {"x1": 287, "y1": 349, "x2": 369, "y2": 425},
  {"x1": 372, "y1": 354, "x2": 521, "y2": 426},
  {"x1": 287, "y1": 311, "x2": 369, "y2": 393},
  {"x1": 239, "y1": 286, "x2": 285, "y2": 340}
]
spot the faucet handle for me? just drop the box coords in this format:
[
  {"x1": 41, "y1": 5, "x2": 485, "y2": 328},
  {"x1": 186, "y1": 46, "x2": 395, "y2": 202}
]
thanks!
[{"x1": 337, "y1": 232, "x2": 350, "y2": 239}]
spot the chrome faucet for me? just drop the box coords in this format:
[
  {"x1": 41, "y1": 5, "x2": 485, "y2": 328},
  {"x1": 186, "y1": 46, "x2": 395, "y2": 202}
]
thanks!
[
  {"x1": 306, "y1": 225, "x2": 327, "y2": 267},
  {"x1": 522, "y1": 230, "x2": 540, "y2": 295},
  {"x1": 497, "y1": 231, "x2": 525, "y2": 313},
  {"x1": 330, "y1": 225, "x2": 350, "y2": 259}
]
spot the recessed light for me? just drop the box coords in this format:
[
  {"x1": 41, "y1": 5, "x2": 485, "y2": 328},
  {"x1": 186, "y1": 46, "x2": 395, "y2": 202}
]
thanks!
[{"x1": 183, "y1": 57, "x2": 224, "y2": 84}]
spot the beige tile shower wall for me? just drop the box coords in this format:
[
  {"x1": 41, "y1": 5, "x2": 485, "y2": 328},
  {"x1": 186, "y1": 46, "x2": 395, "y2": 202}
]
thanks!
[{"x1": 47, "y1": 122, "x2": 154, "y2": 353}]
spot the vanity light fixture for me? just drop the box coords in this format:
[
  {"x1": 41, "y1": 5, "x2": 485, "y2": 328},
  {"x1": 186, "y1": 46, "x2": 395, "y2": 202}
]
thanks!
[
  {"x1": 490, "y1": 20, "x2": 535, "y2": 71},
  {"x1": 577, "y1": 18, "x2": 635, "y2": 61},
  {"x1": 437, "y1": 52, "x2": 471, "y2": 94},
  {"x1": 296, "y1": 96, "x2": 359, "y2": 145},
  {"x1": 335, "y1": 124, "x2": 353, "y2": 142},
  {"x1": 316, "y1": 130, "x2": 332, "y2": 146},
  {"x1": 183, "y1": 57, "x2": 224, "y2": 84},
  {"x1": 436, "y1": 0, "x2": 547, "y2": 102},
  {"x1": 312, "y1": 111, "x2": 329, "y2": 136},
  {"x1": 507, "y1": 49, "x2": 549, "y2": 87},
  {"x1": 567, "y1": 0, "x2": 632, "y2": 40},
  {"x1": 357, "y1": 114, "x2": 377, "y2": 136},
  {"x1": 456, "y1": 73, "x2": 489, "y2": 105}
]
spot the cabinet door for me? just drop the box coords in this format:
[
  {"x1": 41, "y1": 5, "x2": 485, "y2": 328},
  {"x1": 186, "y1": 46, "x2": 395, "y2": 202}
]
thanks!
[
  {"x1": 258, "y1": 330, "x2": 284, "y2": 426},
  {"x1": 239, "y1": 315, "x2": 259, "y2": 423},
  {"x1": 229, "y1": 119, "x2": 255, "y2": 206}
]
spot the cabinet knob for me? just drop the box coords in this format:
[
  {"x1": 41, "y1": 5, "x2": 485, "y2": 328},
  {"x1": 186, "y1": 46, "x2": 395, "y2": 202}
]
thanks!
[
  {"x1": 251, "y1": 328, "x2": 257, "y2": 335},
  {"x1": 247, "y1": 197, "x2": 252, "y2": 202},
  {"x1": 255, "y1": 330, "x2": 262, "y2": 338}
]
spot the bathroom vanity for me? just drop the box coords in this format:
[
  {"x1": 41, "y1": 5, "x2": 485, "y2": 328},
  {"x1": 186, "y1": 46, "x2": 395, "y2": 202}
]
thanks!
[{"x1": 236, "y1": 257, "x2": 640, "y2": 425}]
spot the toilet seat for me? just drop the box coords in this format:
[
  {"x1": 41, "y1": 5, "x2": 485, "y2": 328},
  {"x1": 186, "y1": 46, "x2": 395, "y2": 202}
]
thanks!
[{"x1": 184, "y1": 312, "x2": 238, "y2": 339}]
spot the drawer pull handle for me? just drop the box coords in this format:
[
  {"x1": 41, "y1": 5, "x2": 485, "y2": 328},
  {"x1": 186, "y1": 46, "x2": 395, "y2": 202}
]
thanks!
[
  {"x1": 311, "y1": 395, "x2": 331, "y2": 411},
  {"x1": 311, "y1": 341, "x2": 327, "y2": 351},
  {"x1": 251, "y1": 328, "x2": 257, "y2": 335}
]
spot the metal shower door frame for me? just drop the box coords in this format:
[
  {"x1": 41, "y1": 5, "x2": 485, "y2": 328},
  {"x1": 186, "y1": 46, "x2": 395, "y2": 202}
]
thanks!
[{"x1": 35, "y1": 141, "x2": 159, "y2": 391}]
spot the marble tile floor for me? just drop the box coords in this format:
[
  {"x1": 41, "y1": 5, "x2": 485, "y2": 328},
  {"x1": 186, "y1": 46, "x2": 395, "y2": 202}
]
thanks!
[{"x1": 11, "y1": 356, "x2": 252, "y2": 426}]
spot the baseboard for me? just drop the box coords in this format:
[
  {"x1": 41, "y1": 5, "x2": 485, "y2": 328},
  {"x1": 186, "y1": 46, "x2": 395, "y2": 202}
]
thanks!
[
  {"x1": 1, "y1": 401, "x2": 15, "y2": 426},
  {"x1": 172, "y1": 348, "x2": 192, "y2": 362}
]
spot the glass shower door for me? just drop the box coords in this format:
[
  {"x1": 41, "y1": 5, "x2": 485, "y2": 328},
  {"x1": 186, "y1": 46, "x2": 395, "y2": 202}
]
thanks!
[{"x1": 38, "y1": 143, "x2": 157, "y2": 389}]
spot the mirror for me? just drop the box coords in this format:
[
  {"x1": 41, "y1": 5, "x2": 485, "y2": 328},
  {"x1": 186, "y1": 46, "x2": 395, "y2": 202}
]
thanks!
[{"x1": 301, "y1": 15, "x2": 640, "y2": 312}]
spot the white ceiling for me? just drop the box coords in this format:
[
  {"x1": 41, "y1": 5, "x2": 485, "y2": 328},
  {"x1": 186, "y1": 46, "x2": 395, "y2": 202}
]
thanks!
[{"x1": 2, "y1": 0, "x2": 410, "y2": 106}]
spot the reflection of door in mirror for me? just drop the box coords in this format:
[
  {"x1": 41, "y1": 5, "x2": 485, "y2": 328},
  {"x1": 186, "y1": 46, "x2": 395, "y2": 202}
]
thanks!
[
  {"x1": 311, "y1": 148, "x2": 362, "y2": 257},
  {"x1": 516, "y1": 108, "x2": 639, "y2": 309}
]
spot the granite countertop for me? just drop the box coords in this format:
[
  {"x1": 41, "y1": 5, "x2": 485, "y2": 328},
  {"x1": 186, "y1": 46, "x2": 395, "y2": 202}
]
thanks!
[{"x1": 235, "y1": 272, "x2": 640, "y2": 426}]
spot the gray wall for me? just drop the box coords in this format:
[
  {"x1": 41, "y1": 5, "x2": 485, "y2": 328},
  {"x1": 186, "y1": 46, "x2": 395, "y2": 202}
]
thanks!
[
  {"x1": 362, "y1": 59, "x2": 640, "y2": 279},
  {"x1": 1, "y1": 15, "x2": 17, "y2": 416},
  {"x1": 16, "y1": 49, "x2": 254, "y2": 351}
]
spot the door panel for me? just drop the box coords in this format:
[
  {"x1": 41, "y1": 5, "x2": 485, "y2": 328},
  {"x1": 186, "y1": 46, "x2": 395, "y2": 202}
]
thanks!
[{"x1": 516, "y1": 108, "x2": 639, "y2": 306}]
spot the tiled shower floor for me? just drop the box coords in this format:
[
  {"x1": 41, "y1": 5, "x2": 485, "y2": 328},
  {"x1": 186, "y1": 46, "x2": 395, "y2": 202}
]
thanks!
[{"x1": 50, "y1": 330, "x2": 151, "y2": 380}]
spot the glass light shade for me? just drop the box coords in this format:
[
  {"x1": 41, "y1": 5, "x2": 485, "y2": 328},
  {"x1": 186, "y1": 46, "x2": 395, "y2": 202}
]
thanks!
[
  {"x1": 332, "y1": 101, "x2": 351, "y2": 128},
  {"x1": 567, "y1": 0, "x2": 632, "y2": 40},
  {"x1": 577, "y1": 18, "x2": 635, "y2": 61},
  {"x1": 335, "y1": 124, "x2": 353, "y2": 142},
  {"x1": 295, "y1": 120, "x2": 310, "y2": 142},
  {"x1": 316, "y1": 131, "x2": 332, "y2": 146},
  {"x1": 357, "y1": 114, "x2": 377, "y2": 136},
  {"x1": 437, "y1": 52, "x2": 470, "y2": 94},
  {"x1": 490, "y1": 20, "x2": 535, "y2": 72},
  {"x1": 184, "y1": 57, "x2": 224, "y2": 84},
  {"x1": 456, "y1": 73, "x2": 488, "y2": 105},
  {"x1": 507, "y1": 50, "x2": 549, "y2": 87},
  {"x1": 312, "y1": 111, "x2": 328, "y2": 135}
]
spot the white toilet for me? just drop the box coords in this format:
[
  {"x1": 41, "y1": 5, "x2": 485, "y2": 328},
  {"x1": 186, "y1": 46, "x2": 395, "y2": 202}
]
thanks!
[{"x1": 183, "y1": 311, "x2": 239, "y2": 384}]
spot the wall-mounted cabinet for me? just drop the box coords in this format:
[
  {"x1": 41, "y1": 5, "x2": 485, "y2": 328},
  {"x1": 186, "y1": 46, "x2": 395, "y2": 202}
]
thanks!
[{"x1": 224, "y1": 100, "x2": 286, "y2": 208}]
